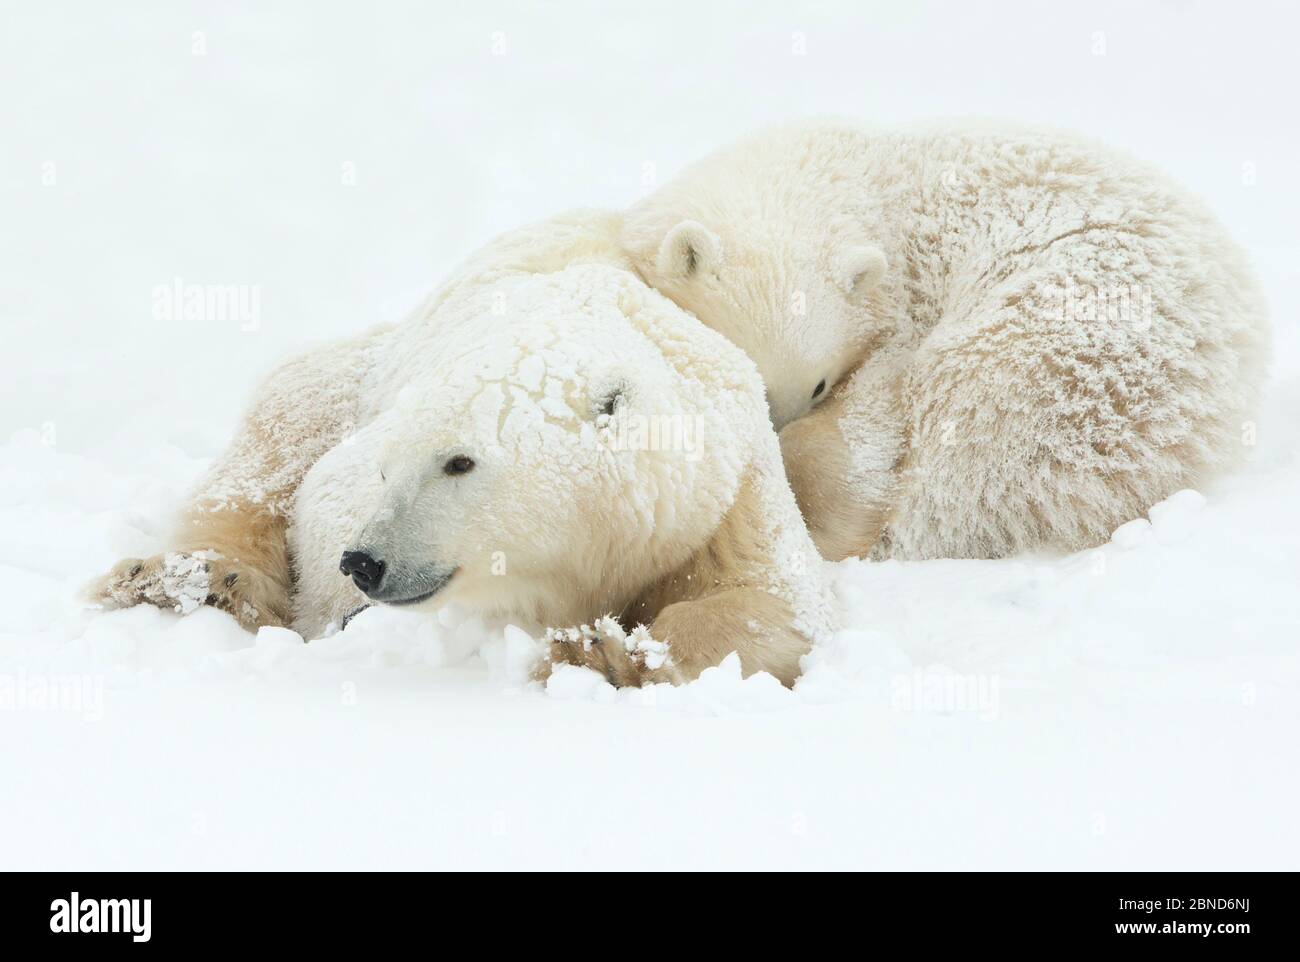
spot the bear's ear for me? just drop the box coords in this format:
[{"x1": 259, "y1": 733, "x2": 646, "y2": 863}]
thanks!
[
  {"x1": 657, "y1": 220, "x2": 722, "y2": 279},
  {"x1": 834, "y1": 245, "x2": 888, "y2": 300}
]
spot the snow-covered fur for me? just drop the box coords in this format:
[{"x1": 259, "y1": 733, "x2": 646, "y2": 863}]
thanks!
[
  {"x1": 623, "y1": 120, "x2": 1271, "y2": 560},
  {"x1": 88, "y1": 212, "x2": 834, "y2": 687}
]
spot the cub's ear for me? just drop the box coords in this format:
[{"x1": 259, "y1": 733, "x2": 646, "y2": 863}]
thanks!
[
  {"x1": 834, "y1": 245, "x2": 888, "y2": 299},
  {"x1": 656, "y1": 220, "x2": 722, "y2": 279}
]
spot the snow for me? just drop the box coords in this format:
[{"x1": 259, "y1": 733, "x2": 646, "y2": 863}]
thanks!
[
  {"x1": 4, "y1": 406, "x2": 1298, "y2": 868},
  {"x1": 2, "y1": 1, "x2": 1298, "y2": 869}
]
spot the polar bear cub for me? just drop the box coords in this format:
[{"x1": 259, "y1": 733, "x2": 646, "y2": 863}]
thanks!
[{"x1": 623, "y1": 120, "x2": 1270, "y2": 560}]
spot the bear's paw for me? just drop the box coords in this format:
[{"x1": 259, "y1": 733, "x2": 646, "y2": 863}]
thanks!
[
  {"x1": 84, "y1": 551, "x2": 290, "y2": 631},
  {"x1": 538, "y1": 617, "x2": 673, "y2": 688}
]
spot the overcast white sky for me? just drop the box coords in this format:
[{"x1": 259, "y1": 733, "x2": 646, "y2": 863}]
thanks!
[{"x1": 3, "y1": 0, "x2": 1297, "y2": 452}]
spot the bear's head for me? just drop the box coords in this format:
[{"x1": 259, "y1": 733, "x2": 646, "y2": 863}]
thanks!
[
  {"x1": 333, "y1": 264, "x2": 768, "y2": 629},
  {"x1": 621, "y1": 143, "x2": 889, "y2": 430}
]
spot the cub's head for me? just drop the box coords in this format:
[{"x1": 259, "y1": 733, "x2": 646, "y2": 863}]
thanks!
[
  {"x1": 337, "y1": 265, "x2": 766, "y2": 627},
  {"x1": 622, "y1": 144, "x2": 889, "y2": 429}
]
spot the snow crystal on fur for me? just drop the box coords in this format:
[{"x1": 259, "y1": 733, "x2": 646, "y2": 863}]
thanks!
[{"x1": 160, "y1": 551, "x2": 213, "y2": 614}]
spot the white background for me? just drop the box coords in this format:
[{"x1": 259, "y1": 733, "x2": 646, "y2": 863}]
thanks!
[
  {"x1": 4, "y1": 0, "x2": 1297, "y2": 452},
  {"x1": 1, "y1": 1, "x2": 1297, "y2": 869}
]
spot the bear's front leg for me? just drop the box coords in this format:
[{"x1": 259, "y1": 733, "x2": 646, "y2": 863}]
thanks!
[
  {"x1": 539, "y1": 588, "x2": 811, "y2": 689},
  {"x1": 87, "y1": 508, "x2": 292, "y2": 630},
  {"x1": 84, "y1": 328, "x2": 386, "y2": 631},
  {"x1": 779, "y1": 371, "x2": 903, "y2": 562},
  {"x1": 647, "y1": 587, "x2": 809, "y2": 687}
]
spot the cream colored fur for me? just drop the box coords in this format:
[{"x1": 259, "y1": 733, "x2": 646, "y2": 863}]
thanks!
[
  {"x1": 87, "y1": 212, "x2": 834, "y2": 687},
  {"x1": 622, "y1": 120, "x2": 1271, "y2": 560}
]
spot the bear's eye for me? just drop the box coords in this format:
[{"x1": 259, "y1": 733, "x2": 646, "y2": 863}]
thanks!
[
  {"x1": 598, "y1": 389, "x2": 623, "y2": 419},
  {"x1": 811, "y1": 379, "x2": 827, "y2": 400},
  {"x1": 443, "y1": 455, "x2": 475, "y2": 476}
]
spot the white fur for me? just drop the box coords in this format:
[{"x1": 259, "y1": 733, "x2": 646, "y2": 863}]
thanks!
[
  {"x1": 287, "y1": 215, "x2": 832, "y2": 642},
  {"x1": 623, "y1": 120, "x2": 1271, "y2": 558}
]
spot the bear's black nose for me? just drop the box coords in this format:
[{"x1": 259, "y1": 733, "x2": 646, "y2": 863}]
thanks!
[{"x1": 339, "y1": 550, "x2": 385, "y2": 594}]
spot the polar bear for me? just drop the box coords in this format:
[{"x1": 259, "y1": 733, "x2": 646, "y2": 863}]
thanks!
[
  {"x1": 622, "y1": 120, "x2": 1271, "y2": 560},
  {"x1": 88, "y1": 212, "x2": 834, "y2": 687}
]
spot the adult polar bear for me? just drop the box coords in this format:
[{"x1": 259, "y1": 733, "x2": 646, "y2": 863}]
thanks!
[
  {"x1": 623, "y1": 121, "x2": 1270, "y2": 561},
  {"x1": 89, "y1": 212, "x2": 834, "y2": 687}
]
